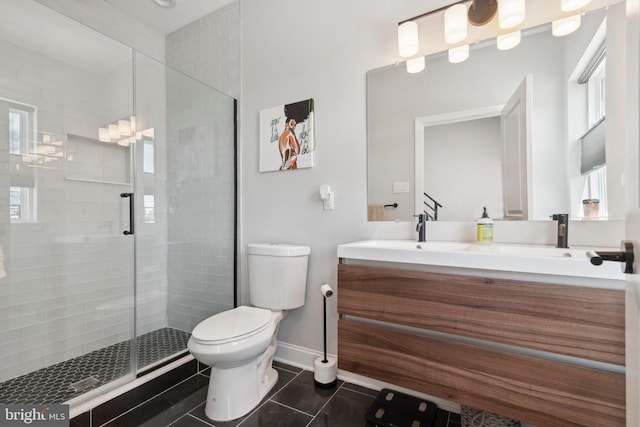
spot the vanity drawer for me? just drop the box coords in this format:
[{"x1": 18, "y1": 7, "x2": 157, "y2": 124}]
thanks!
[
  {"x1": 338, "y1": 320, "x2": 625, "y2": 427},
  {"x1": 337, "y1": 264, "x2": 624, "y2": 365}
]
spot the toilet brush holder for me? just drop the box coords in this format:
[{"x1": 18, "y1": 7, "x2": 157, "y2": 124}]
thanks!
[{"x1": 314, "y1": 283, "x2": 337, "y2": 388}]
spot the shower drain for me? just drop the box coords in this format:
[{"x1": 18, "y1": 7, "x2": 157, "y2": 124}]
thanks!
[{"x1": 70, "y1": 376, "x2": 100, "y2": 392}]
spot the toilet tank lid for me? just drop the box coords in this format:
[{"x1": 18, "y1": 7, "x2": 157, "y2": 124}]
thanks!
[{"x1": 248, "y1": 243, "x2": 310, "y2": 257}]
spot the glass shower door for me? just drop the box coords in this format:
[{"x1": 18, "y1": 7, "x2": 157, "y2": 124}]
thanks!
[
  {"x1": 0, "y1": 0, "x2": 136, "y2": 404},
  {"x1": 133, "y1": 53, "x2": 237, "y2": 373}
]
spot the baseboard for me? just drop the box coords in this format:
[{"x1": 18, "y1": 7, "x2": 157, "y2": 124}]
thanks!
[{"x1": 274, "y1": 340, "x2": 460, "y2": 413}]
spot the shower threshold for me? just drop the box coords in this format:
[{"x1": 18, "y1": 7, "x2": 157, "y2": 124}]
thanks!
[{"x1": 0, "y1": 327, "x2": 190, "y2": 404}]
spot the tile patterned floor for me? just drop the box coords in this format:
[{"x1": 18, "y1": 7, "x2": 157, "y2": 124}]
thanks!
[
  {"x1": 0, "y1": 327, "x2": 190, "y2": 404},
  {"x1": 98, "y1": 361, "x2": 462, "y2": 427}
]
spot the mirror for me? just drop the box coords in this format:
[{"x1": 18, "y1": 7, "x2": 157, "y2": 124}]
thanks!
[{"x1": 367, "y1": 2, "x2": 625, "y2": 222}]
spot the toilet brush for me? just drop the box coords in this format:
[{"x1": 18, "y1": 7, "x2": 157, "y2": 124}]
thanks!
[{"x1": 314, "y1": 283, "x2": 338, "y2": 388}]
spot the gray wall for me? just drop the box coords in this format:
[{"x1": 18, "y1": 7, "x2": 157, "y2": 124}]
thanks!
[{"x1": 238, "y1": 0, "x2": 625, "y2": 363}]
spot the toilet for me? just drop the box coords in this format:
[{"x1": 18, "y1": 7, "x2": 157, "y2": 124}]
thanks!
[{"x1": 187, "y1": 243, "x2": 310, "y2": 422}]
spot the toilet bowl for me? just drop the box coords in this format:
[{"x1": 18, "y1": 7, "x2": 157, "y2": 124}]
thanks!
[
  {"x1": 188, "y1": 306, "x2": 285, "y2": 421},
  {"x1": 188, "y1": 243, "x2": 310, "y2": 422}
]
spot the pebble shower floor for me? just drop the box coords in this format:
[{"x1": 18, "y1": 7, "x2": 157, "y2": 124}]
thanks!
[{"x1": 0, "y1": 327, "x2": 190, "y2": 404}]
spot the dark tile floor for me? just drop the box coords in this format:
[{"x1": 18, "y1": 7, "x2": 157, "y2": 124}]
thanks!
[
  {"x1": 101, "y1": 361, "x2": 461, "y2": 427},
  {"x1": 0, "y1": 328, "x2": 190, "y2": 404}
]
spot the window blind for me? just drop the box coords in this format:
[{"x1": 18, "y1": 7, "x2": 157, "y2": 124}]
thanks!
[{"x1": 580, "y1": 117, "x2": 606, "y2": 174}]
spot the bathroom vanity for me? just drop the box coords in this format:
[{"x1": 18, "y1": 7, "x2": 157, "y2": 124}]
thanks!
[{"x1": 337, "y1": 240, "x2": 625, "y2": 427}]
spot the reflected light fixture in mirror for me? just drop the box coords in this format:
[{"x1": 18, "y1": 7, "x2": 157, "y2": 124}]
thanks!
[
  {"x1": 552, "y1": 14, "x2": 581, "y2": 36},
  {"x1": 398, "y1": 21, "x2": 419, "y2": 57},
  {"x1": 407, "y1": 56, "x2": 426, "y2": 73},
  {"x1": 497, "y1": 30, "x2": 521, "y2": 50},
  {"x1": 445, "y1": 4, "x2": 468, "y2": 44},
  {"x1": 99, "y1": 116, "x2": 136, "y2": 144},
  {"x1": 449, "y1": 44, "x2": 470, "y2": 63}
]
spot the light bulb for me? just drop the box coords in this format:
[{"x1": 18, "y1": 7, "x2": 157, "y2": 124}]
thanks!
[
  {"x1": 552, "y1": 14, "x2": 581, "y2": 37},
  {"x1": 499, "y1": 0, "x2": 525, "y2": 29},
  {"x1": 445, "y1": 4, "x2": 467, "y2": 44},
  {"x1": 497, "y1": 31, "x2": 521, "y2": 50},
  {"x1": 406, "y1": 56, "x2": 425, "y2": 73},
  {"x1": 398, "y1": 21, "x2": 419, "y2": 58}
]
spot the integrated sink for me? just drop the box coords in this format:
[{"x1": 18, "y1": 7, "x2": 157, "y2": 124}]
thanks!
[
  {"x1": 467, "y1": 244, "x2": 587, "y2": 258},
  {"x1": 337, "y1": 240, "x2": 625, "y2": 280},
  {"x1": 349, "y1": 240, "x2": 471, "y2": 252}
]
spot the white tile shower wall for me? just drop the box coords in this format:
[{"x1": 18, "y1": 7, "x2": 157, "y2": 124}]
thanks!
[
  {"x1": 165, "y1": 2, "x2": 241, "y2": 99},
  {"x1": 165, "y1": 72, "x2": 235, "y2": 333},
  {"x1": 0, "y1": 33, "x2": 145, "y2": 383}
]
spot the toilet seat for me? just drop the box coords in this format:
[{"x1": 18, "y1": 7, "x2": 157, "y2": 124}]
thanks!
[{"x1": 190, "y1": 306, "x2": 273, "y2": 345}]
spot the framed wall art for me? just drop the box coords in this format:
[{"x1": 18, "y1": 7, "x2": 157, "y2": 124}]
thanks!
[{"x1": 259, "y1": 98, "x2": 315, "y2": 172}]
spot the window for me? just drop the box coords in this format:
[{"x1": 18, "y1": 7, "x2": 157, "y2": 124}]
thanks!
[
  {"x1": 587, "y1": 57, "x2": 606, "y2": 126},
  {"x1": 9, "y1": 107, "x2": 30, "y2": 155},
  {"x1": 144, "y1": 195, "x2": 155, "y2": 224},
  {"x1": 10, "y1": 187, "x2": 35, "y2": 223},
  {"x1": 4, "y1": 99, "x2": 38, "y2": 223},
  {"x1": 580, "y1": 45, "x2": 607, "y2": 218},
  {"x1": 143, "y1": 142, "x2": 154, "y2": 174}
]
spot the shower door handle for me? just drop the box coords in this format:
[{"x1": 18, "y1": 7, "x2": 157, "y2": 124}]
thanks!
[{"x1": 120, "y1": 192, "x2": 134, "y2": 235}]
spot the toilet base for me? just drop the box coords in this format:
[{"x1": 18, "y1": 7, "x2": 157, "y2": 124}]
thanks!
[{"x1": 204, "y1": 363, "x2": 278, "y2": 421}]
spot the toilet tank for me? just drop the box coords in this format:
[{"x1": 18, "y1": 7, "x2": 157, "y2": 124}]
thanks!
[{"x1": 247, "y1": 243, "x2": 310, "y2": 310}]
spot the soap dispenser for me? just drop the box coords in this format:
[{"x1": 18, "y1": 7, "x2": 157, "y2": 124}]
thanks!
[{"x1": 476, "y1": 207, "x2": 494, "y2": 243}]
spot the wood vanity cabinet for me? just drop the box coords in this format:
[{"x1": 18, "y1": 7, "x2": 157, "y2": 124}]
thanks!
[{"x1": 337, "y1": 263, "x2": 625, "y2": 427}]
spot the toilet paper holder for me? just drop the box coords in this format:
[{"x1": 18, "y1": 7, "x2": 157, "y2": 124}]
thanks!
[{"x1": 314, "y1": 283, "x2": 337, "y2": 388}]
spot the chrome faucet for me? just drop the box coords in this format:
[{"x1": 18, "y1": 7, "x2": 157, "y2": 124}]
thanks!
[
  {"x1": 415, "y1": 214, "x2": 427, "y2": 243},
  {"x1": 551, "y1": 213, "x2": 569, "y2": 248}
]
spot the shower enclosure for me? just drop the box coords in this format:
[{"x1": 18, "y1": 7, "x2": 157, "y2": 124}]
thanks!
[{"x1": 0, "y1": 0, "x2": 236, "y2": 405}]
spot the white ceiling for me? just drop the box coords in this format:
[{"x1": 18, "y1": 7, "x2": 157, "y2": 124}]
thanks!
[{"x1": 105, "y1": 0, "x2": 236, "y2": 35}]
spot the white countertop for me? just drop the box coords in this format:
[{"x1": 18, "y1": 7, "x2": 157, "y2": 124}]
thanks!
[{"x1": 337, "y1": 240, "x2": 625, "y2": 282}]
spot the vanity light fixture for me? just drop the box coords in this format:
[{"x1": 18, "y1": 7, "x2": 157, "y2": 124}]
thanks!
[
  {"x1": 398, "y1": 0, "x2": 591, "y2": 73},
  {"x1": 497, "y1": 30, "x2": 521, "y2": 50},
  {"x1": 398, "y1": 21, "x2": 419, "y2": 57},
  {"x1": 406, "y1": 56, "x2": 426, "y2": 73},
  {"x1": 498, "y1": 0, "x2": 525, "y2": 29},
  {"x1": 552, "y1": 14, "x2": 581, "y2": 36},
  {"x1": 445, "y1": 4, "x2": 468, "y2": 44},
  {"x1": 398, "y1": 0, "x2": 518, "y2": 70},
  {"x1": 448, "y1": 44, "x2": 470, "y2": 63}
]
